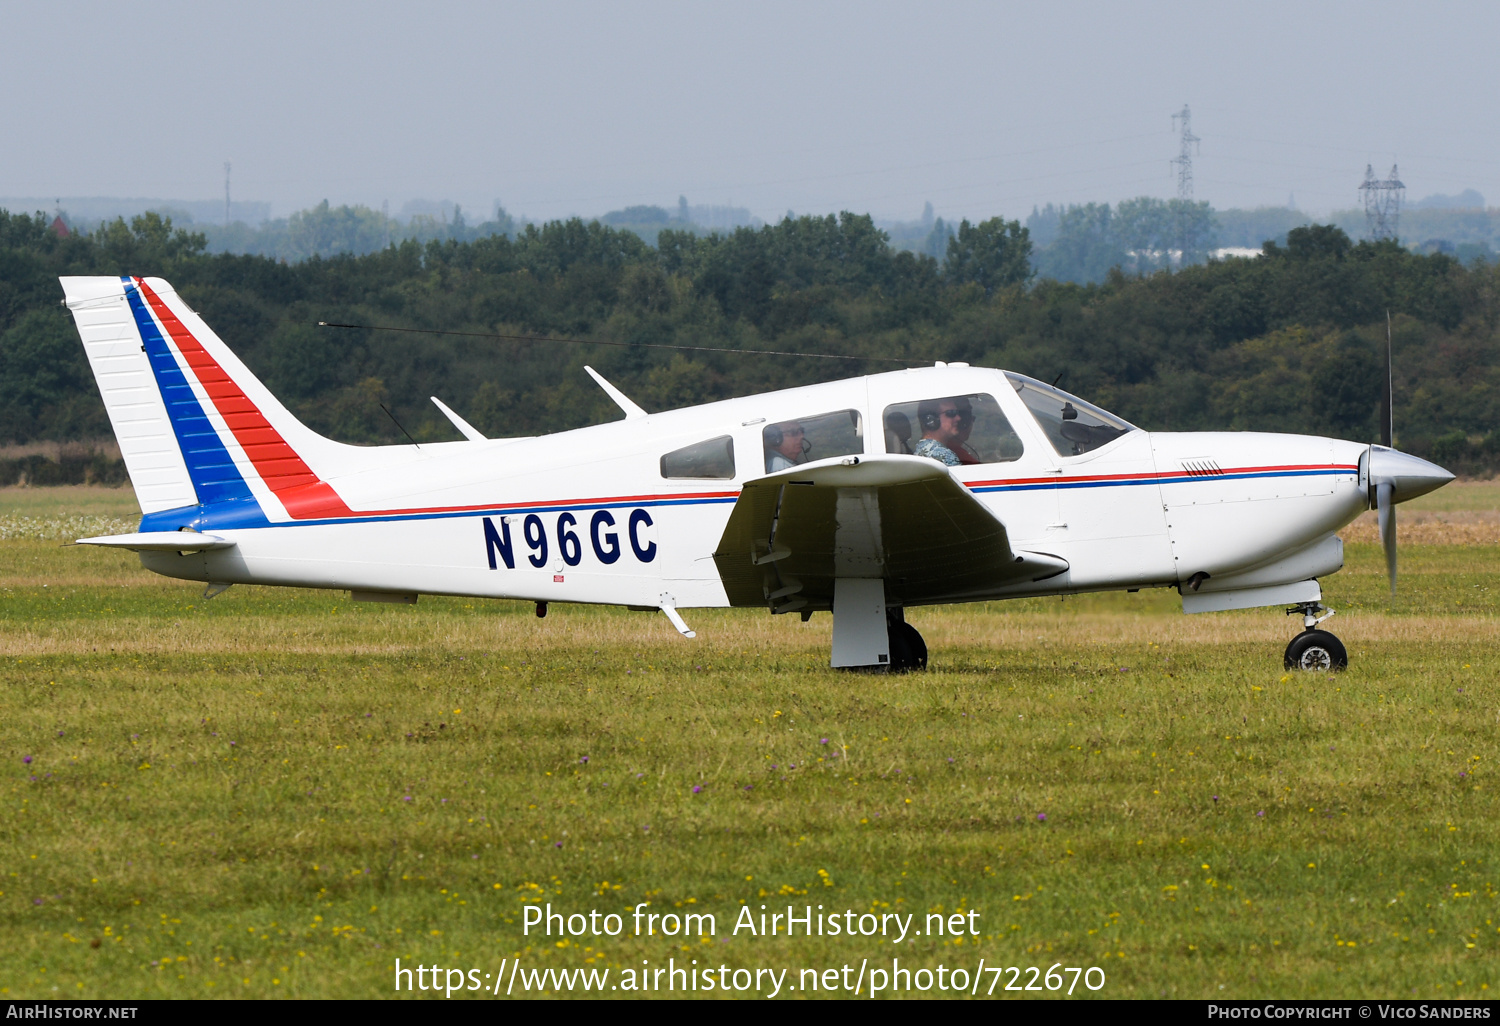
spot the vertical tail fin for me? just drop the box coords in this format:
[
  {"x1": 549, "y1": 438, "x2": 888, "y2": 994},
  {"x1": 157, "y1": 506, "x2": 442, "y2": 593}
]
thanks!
[
  {"x1": 61, "y1": 276, "x2": 355, "y2": 523},
  {"x1": 61, "y1": 276, "x2": 200, "y2": 514}
]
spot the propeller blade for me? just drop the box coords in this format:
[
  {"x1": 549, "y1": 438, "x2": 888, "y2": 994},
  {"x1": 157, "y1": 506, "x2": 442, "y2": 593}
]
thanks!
[{"x1": 1377, "y1": 481, "x2": 1396, "y2": 594}]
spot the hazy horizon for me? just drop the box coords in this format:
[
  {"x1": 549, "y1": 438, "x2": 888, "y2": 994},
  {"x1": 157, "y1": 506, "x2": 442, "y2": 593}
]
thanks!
[{"x1": 4, "y1": 1, "x2": 1497, "y2": 226}]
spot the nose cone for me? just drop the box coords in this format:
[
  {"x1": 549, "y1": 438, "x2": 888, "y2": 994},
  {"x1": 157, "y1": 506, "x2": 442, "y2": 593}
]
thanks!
[{"x1": 1369, "y1": 445, "x2": 1456, "y2": 504}]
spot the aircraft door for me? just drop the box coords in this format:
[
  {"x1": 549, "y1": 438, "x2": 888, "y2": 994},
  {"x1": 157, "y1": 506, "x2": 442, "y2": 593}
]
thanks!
[{"x1": 1004, "y1": 374, "x2": 1174, "y2": 589}]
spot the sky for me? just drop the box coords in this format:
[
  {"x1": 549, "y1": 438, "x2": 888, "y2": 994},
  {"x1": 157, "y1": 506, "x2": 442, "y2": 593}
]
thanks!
[{"x1": 3, "y1": 0, "x2": 1497, "y2": 224}]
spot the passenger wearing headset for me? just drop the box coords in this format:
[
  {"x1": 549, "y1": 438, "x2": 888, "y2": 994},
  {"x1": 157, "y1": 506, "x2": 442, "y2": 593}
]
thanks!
[
  {"x1": 914, "y1": 397, "x2": 980, "y2": 466},
  {"x1": 764, "y1": 420, "x2": 809, "y2": 472}
]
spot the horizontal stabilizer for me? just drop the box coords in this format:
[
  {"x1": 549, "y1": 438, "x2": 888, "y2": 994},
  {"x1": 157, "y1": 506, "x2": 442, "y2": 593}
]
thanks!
[{"x1": 76, "y1": 532, "x2": 236, "y2": 552}]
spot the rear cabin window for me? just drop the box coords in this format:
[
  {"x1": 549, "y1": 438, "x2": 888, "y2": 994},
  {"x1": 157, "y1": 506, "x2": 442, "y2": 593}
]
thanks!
[
  {"x1": 883, "y1": 393, "x2": 1022, "y2": 466},
  {"x1": 762, "y1": 409, "x2": 863, "y2": 473},
  {"x1": 660, "y1": 435, "x2": 735, "y2": 479}
]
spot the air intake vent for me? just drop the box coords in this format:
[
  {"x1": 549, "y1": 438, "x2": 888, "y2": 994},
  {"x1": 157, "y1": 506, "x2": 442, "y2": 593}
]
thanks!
[{"x1": 1179, "y1": 459, "x2": 1224, "y2": 477}]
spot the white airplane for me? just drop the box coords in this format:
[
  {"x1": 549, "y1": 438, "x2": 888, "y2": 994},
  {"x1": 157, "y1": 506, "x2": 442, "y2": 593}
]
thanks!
[{"x1": 62, "y1": 275, "x2": 1453, "y2": 672}]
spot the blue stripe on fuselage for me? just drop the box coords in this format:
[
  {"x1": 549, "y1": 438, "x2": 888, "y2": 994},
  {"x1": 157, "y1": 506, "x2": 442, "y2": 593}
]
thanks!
[{"x1": 181, "y1": 492, "x2": 741, "y2": 532}]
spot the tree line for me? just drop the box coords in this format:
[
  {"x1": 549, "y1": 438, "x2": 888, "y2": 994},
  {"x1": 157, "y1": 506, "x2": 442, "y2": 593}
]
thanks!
[{"x1": 2, "y1": 206, "x2": 1497, "y2": 475}]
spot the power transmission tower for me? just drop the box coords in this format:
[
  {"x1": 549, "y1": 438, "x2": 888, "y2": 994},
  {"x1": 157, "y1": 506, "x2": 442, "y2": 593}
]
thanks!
[
  {"x1": 1359, "y1": 164, "x2": 1404, "y2": 241},
  {"x1": 1171, "y1": 104, "x2": 1199, "y2": 201},
  {"x1": 224, "y1": 162, "x2": 231, "y2": 227}
]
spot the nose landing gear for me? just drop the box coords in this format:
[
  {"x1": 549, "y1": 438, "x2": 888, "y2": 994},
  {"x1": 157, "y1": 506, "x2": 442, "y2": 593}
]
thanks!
[{"x1": 1284, "y1": 602, "x2": 1347, "y2": 671}]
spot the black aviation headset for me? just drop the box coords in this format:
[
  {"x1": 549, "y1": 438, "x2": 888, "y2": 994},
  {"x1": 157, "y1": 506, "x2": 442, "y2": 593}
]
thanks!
[{"x1": 764, "y1": 423, "x2": 812, "y2": 455}]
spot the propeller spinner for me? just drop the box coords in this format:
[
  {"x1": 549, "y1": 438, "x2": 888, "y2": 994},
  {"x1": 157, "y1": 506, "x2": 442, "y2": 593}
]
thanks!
[{"x1": 1367, "y1": 445, "x2": 1453, "y2": 593}]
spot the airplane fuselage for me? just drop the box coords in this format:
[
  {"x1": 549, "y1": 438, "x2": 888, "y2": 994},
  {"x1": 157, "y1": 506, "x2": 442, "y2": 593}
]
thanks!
[{"x1": 131, "y1": 365, "x2": 1366, "y2": 612}]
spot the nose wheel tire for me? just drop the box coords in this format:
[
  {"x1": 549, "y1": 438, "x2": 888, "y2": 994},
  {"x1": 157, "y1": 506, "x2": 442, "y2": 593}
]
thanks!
[{"x1": 1284, "y1": 629, "x2": 1348, "y2": 672}]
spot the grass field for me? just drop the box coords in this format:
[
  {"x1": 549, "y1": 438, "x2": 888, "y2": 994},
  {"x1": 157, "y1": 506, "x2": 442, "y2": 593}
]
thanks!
[{"x1": 1, "y1": 485, "x2": 1497, "y2": 1000}]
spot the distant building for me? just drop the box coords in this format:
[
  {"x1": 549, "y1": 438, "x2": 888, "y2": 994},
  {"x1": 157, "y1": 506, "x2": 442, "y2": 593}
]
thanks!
[{"x1": 50, "y1": 216, "x2": 70, "y2": 238}]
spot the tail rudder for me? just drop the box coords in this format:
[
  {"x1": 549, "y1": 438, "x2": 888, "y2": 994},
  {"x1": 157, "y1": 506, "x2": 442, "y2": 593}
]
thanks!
[
  {"x1": 61, "y1": 275, "x2": 354, "y2": 523},
  {"x1": 62, "y1": 275, "x2": 199, "y2": 514}
]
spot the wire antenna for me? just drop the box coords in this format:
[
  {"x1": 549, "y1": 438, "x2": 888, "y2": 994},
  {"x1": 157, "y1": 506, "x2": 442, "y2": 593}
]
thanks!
[
  {"x1": 380, "y1": 403, "x2": 421, "y2": 449},
  {"x1": 317, "y1": 321, "x2": 919, "y2": 366}
]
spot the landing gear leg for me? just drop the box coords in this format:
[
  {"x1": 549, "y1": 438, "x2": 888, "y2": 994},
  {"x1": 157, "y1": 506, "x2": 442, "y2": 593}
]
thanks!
[
  {"x1": 1283, "y1": 602, "x2": 1347, "y2": 671},
  {"x1": 886, "y1": 607, "x2": 927, "y2": 672}
]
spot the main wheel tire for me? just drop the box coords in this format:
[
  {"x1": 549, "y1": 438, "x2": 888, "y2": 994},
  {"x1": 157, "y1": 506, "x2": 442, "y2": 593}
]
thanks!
[
  {"x1": 1283, "y1": 630, "x2": 1348, "y2": 672},
  {"x1": 887, "y1": 622, "x2": 928, "y2": 672}
]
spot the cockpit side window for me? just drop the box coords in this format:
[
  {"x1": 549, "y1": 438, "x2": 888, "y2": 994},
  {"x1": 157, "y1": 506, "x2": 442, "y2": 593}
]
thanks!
[
  {"x1": 661, "y1": 435, "x2": 735, "y2": 479},
  {"x1": 1006, "y1": 373, "x2": 1134, "y2": 456},
  {"x1": 883, "y1": 393, "x2": 1022, "y2": 466},
  {"x1": 762, "y1": 409, "x2": 862, "y2": 473}
]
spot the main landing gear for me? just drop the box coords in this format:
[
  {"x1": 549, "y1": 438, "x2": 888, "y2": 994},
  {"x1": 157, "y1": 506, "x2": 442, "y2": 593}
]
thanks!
[
  {"x1": 886, "y1": 607, "x2": 927, "y2": 672},
  {"x1": 1284, "y1": 602, "x2": 1347, "y2": 671}
]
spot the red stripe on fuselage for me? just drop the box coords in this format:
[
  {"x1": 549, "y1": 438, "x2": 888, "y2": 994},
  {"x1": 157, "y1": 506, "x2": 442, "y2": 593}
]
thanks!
[{"x1": 966, "y1": 463, "x2": 1359, "y2": 489}]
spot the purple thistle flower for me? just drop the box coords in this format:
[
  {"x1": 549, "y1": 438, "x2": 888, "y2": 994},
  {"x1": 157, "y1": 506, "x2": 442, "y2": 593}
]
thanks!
[
  {"x1": 820, "y1": 738, "x2": 828, "y2": 745},
  {"x1": 401, "y1": 796, "x2": 412, "y2": 802},
  {"x1": 22, "y1": 755, "x2": 32, "y2": 765},
  {"x1": 1256, "y1": 810, "x2": 1265, "y2": 817},
  {"x1": 692, "y1": 785, "x2": 702, "y2": 793},
  {"x1": 1037, "y1": 812, "x2": 1047, "y2": 822},
  {"x1": 744, "y1": 784, "x2": 753, "y2": 790},
  {"x1": 1212, "y1": 795, "x2": 1219, "y2": 802},
  {"x1": 579, "y1": 756, "x2": 589, "y2": 764},
  {"x1": 554, "y1": 841, "x2": 563, "y2": 848}
]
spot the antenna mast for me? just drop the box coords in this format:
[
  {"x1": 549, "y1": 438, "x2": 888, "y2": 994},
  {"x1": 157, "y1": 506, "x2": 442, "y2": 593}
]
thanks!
[
  {"x1": 1359, "y1": 164, "x2": 1404, "y2": 241},
  {"x1": 1171, "y1": 104, "x2": 1199, "y2": 201},
  {"x1": 223, "y1": 162, "x2": 232, "y2": 227}
]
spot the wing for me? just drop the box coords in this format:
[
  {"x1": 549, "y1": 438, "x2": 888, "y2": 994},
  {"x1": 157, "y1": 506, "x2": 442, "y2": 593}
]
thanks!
[{"x1": 712, "y1": 454, "x2": 1067, "y2": 612}]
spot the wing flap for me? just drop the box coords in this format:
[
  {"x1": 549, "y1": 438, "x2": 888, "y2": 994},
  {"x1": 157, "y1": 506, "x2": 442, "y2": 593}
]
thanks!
[{"x1": 713, "y1": 455, "x2": 1066, "y2": 609}]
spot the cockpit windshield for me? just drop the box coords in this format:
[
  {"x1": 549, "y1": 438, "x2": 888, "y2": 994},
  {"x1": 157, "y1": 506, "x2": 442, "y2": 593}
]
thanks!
[{"x1": 1006, "y1": 373, "x2": 1135, "y2": 457}]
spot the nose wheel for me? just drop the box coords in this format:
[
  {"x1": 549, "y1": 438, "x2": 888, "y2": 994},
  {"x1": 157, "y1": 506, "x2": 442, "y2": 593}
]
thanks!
[
  {"x1": 1284, "y1": 602, "x2": 1347, "y2": 671},
  {"x1": 1284, "y1": 630, "x2": 1348, "y2": 671}
]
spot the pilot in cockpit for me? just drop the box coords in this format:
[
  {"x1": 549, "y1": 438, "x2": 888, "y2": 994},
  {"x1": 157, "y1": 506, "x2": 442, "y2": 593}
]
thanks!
[
  {"x1": 764, "y1": 420, "x2": 809, "y2": 472},
  {"x1": 914, "y1": 397, "x2": 981, "y2": 466}
]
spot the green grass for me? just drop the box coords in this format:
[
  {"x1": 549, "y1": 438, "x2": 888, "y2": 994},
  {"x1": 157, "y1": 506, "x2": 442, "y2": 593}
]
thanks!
[
  {"x1": 0, "y1": 485, "x2": 139, "y2": 519},
  {"x1": 0, "y1": 509, "x2": 1497, "y2": 999}
]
